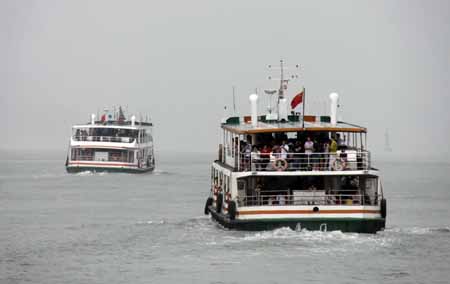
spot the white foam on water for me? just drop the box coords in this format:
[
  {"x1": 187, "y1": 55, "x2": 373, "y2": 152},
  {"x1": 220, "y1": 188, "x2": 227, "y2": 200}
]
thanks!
[
  {"x1": 152, "y1": 169, "x2": 170, "y2": 175},
  {"x1": 74, "y1": 171, "x2": 109, "y2": 176},
  {"x1": 383, "y1": 226, "x2": 449, "y2": 235},
  {"x1": 136, "y1": 219, "x2": 167, "y2": 225},
  {"x1": 213, "y1": 227, "x2": 397, "y2": 256}
]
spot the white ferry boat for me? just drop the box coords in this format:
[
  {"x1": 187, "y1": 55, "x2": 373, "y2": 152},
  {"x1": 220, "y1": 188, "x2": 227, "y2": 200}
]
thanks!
[
  {"x1": 204, "y1": 63, "x2": 386, "y2": 233},
  {"x1": 65, "y1": 107, "x2": 155, "y2": 173}
]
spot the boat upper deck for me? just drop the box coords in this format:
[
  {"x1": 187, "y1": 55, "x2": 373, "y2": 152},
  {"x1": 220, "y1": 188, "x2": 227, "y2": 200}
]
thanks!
[{"x1": 218, "y1": 115, "x2": 371, "y2": 173}]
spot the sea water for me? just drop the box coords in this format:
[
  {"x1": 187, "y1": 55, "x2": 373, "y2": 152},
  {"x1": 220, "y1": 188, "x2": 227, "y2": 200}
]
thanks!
[{"x1": 1, "y1": 151, "x2": 449, "y2": 284}]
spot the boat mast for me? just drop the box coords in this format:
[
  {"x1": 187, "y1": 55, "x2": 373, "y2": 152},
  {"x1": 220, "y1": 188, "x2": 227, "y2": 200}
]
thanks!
[{"x1": 267, "y1": 60, "x2": 300, "y2": 121}]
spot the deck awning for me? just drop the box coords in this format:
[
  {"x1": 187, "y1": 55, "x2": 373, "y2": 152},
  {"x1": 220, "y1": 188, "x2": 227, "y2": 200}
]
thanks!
[{"x1": 222, "y1": 120, "x2": 366, "y2": 135}]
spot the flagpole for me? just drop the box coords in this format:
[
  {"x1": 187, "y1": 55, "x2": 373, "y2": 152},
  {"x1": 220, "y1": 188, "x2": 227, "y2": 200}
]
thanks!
[{"x1": 302, "y1": 87, "x2": 306, "y2": 129}]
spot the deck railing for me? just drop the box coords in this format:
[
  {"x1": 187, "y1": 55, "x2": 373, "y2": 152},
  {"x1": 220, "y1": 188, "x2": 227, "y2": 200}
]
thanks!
[
  {"x1": 236, "y1": 192, "x2": 379, "y2": 207},
  {"x1": 237, "y1": 150, "x2": 370, "y2": 172},
  {"x1": 73, "y1": 135, "x2": 136, "y2": 143},
  {"x1": 70, "y1": 155, "x2": 132, "y2": 163}
]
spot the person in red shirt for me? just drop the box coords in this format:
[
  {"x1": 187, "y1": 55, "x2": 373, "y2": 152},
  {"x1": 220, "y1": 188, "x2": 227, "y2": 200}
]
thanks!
[{"x1": 260, "y1": 145, "x2": 271, "y2": 171}]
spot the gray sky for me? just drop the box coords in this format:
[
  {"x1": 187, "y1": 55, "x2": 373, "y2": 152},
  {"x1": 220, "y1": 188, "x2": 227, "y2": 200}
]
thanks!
[{"x1": 1, "y1": 0, "x2": 449, "y2": 159}]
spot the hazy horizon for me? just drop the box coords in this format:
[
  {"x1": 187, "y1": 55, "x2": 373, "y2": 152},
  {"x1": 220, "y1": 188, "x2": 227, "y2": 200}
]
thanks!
[{"x1": 2, "y1": 0, "x2": 449, "y2": 160}]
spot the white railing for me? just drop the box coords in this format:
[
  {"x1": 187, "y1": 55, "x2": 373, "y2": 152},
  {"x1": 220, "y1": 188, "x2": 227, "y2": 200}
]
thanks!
[
  {"x1": 73, "y1": 135, "x2": 136, "y2": 143},
  {"x1": 70, "y1": 155, "x2": 132, "y2": 163},
  {"x1": 236, "y1": 192, "x2": 379, "y2": 207},
  {"x1": 238, "y1": 150, "x2": 370, "y2": 172}
]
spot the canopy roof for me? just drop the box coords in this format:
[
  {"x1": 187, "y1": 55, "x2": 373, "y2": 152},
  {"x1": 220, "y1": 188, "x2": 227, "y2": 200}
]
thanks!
[{"x1": 222, "y1": 119, "x2": 366, "y2": 134}]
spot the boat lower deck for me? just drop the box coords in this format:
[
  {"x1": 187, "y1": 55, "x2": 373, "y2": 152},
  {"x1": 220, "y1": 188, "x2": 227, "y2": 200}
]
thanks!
[{"x1": 207, "y1": 205, "x2": 385, "y2": 233}]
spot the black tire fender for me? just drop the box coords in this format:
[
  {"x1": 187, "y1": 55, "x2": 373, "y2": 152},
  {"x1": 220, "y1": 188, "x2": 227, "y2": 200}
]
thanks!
[
  {"x1": 228, "y1": 201, "x2": 237, "y2": 220},
  {"x1": 204, "y1": 197, "x2": 213, "y2": 215},
  {"x1": 381, "y1": 198, "x2": 387, "y2": 218}
]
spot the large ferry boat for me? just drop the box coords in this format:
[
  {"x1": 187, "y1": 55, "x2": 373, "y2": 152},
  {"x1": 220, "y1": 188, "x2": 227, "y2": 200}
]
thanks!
[
  {"x1": 204, "y1": 62, "x2": 386, "y2": 233},
  {"x1": 65, "y1": 107, "x2": 155, "y2": 173}
]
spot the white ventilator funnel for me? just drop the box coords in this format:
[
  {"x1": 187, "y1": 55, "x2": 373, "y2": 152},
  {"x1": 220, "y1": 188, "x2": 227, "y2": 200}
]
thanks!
[
  {"x1": 278, "y1": 98, "x2": 288, "y2": 121},
  {"x1": 131, "y1": 115, "x2": 136, "y2": 126},
  {"x1": 249, "y1": 94, "x2": 258, "y2": 127},
  {"x1": 329, "y1": 92, "x2": 339, "y2": 126},
  {"x1": 91, "y1": 114, "x2": 96, "y2": 125}
]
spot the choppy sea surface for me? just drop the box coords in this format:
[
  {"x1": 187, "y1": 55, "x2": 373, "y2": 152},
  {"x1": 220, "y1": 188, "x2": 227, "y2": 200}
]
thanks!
[{"x1": 1, "y1": 150, "x2": 449, "y2": 284}]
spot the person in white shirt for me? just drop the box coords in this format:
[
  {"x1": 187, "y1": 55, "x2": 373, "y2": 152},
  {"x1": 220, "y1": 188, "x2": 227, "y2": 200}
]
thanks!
[
  {"x1": 304, "y1": 137, "x2": 314, "y2": 169},
  {"x1": 280, "y1": 140, "x2": 289, "y2": 160},
  {"x1": 276, "y1": 194, "x2": 286, "y2": 205}
]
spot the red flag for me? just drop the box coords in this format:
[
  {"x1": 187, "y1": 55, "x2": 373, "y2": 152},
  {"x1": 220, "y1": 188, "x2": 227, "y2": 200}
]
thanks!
[{"x1": 291, "y1": 90, "x2": 304, "y2": 109}]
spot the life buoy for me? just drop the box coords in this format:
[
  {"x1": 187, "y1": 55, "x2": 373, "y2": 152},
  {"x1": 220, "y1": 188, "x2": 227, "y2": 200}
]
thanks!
[
  {"x1": 228, "y1": 201, "x2": 237, "y2": 220},
  {"x1": 332, "y1": 158, "x2": 347, "y2": 171},
  {"x1": 204, "y1": 197, "x2": 213, "y2": 215},
  {"x1": 272, "y1": 158, "x2": 288, "y2": 171}
]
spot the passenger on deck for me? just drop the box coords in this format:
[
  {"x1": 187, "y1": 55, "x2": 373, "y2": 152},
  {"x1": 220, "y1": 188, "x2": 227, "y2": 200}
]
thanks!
[
  {"x1": 336, "y1": 133, "x2": 346, "y2": 149},
  {"x1": 276, "y1": 194, "x2": 286, "y2": 205},
  {"x1": 255, "y1": 182, "x2": 262, "y2": 205},
  {"x1": 340, "y1": 148, "x2": 348, "y2": 162},
  {"x1": 329, "y1": 137, "x2": 338, "y2": 170},
  {"x1": 322, "y1": 140, "x2": 330, "y2": 170},
  {"x1": 304, "y1": 137, "x2": 314, "y2": 170},
  {"x1": 260, "y1": 145, "x2": 271, "y2": 170},
  {"x1": 280, "y1": 141, "x2": 289, "y2": 160},
  {"x1": 251, "y1": 146, "x2": 261, "y2": 170},
  {"x1": 242, "y1": 142, "x2": 252, "y2": 170},
  {"x1": 314, "y1": 140, "x2": 323, "y2": 170}
]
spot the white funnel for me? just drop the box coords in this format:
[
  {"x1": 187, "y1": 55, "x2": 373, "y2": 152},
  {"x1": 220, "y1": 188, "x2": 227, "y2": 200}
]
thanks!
[
  {"x1": 131, "y1": 115, "x2": 136, "y2": 126},
  {"x1": 249, "y1": 94, "x2": 258, "y2": 127},
  {"x1": 278, "y1": 98, "x2": 288, "y2": 122},
  {"x1": 91, "y1": 114, "x2": 96, "y2": 125},
  {"x1": 329, "y1": 92, "x2": 339, "y2": 126}
]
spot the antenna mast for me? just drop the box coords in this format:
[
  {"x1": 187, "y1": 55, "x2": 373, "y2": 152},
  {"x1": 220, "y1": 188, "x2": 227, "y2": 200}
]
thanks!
[{"x1": 267, "y1": 60, "x2": 300, "y2": 120}]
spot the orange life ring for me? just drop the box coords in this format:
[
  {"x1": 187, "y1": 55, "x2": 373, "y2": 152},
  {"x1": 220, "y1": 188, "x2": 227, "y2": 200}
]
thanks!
[
  {"x1": 333, "y1": 158, "x2": 347, "y2": 171},
  {"x1": 272, "y1": 158, "x2": 288, "y2": 171}
]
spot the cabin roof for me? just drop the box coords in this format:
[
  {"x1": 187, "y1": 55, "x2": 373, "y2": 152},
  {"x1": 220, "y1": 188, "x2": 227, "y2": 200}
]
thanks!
[
  {"x1": 73, "y1": 121, "x2": 152, "y2": 129},
  {"x1": 221, "y1": 119, "x2": 366, "y2": 134}
]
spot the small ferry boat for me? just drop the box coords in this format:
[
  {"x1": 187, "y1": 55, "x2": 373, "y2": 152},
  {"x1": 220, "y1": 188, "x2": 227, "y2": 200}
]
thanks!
[
  {"x1": 65, "y1": 107, "x2": 155, "y2": 173},
  {"x1": 204, "y1": 62, "x2": 386, "y2": 233}
]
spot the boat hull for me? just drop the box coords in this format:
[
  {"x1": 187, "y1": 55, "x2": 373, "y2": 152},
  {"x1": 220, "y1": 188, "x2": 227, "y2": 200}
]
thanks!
[
  {"x1": 66, "y1": 165, "x2": 154, "y2": 174},
  {"x1": 208, "y1": 206, "x2": 385, "y2": 233}
]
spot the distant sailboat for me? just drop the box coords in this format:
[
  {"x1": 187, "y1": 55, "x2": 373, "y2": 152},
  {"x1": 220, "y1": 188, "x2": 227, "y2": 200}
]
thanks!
[{"x1": 384, "y1": 129, "x2": 392, "y2": 152}]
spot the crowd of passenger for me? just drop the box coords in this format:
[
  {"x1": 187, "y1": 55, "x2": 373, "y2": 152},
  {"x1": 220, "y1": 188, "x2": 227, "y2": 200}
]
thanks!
[{"x1": 236, "y1": 133, "x2": 352, "y2": 171}]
